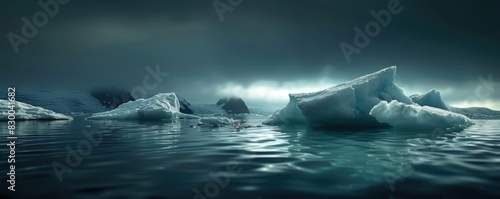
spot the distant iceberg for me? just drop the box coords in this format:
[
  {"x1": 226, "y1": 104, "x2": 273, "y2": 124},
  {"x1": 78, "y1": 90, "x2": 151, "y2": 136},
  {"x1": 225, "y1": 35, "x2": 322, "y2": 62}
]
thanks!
[
  {"x1": 87, "y1": 93, "x2": 181, "y2": 121},
  {"x1": 410, "y1": 89, "x2": 500, "y2": 119},
  {"x1": 199, "y1": 117, "x2": 235, "y2": 126},
  {"x1": 264, "y1": 66, "x2": 473, "y2": 130},
  {"x1": 369, "y1": 100, "x2": 473, "y2": 130},
  {"x1": 87, "y1": 93, "x2": 237, "y2": 126},
  {"x1": 449, "y1": 106, "x2": 500, "y2": 119},
  {"x1": 410, "y1": 89, "x2": 449, "y2": 110},
  {"x1": 0, "y1": 100, "x2": 72, "y2": 120}
]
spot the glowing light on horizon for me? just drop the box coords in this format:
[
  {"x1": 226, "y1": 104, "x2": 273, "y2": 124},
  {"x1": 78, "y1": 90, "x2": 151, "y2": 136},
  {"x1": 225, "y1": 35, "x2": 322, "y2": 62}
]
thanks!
[
  {"x1": 216, "y1": 80, "x2": 339, "y2": 102},
  {"x1": 450, "y1": 99, "x2": 500, "y2": 110}
]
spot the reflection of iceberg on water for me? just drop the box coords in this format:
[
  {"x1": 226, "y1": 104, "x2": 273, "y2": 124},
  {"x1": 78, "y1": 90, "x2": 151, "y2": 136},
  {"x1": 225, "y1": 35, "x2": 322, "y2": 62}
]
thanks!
[{"x1": 264, "y1": 66, "x2": 473, "y2": 130}]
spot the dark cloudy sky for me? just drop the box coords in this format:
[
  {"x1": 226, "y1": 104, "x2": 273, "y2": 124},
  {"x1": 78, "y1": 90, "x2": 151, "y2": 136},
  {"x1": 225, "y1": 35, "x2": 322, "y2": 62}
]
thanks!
[{"x1": 1, "y1": 0, "x2": 499, "y2": 108}]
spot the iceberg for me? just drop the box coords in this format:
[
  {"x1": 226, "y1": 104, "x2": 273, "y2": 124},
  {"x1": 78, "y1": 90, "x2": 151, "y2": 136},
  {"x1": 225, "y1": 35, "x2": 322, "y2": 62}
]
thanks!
[
  {"x1": 369, "y1": 100, "x2": 473, "y2": 130},
  {"x1": 410, "y1": 89, "x2": 449, "y2": 110},
  {"x1": 87, "y1": 93, "x2": 237, "y2": 126},
  {"x1": 90, "y1": 87, "x2": 196, "y2": 115},
  {"x1": 87, "y1": 93, "x2": 180, "y2": 121},
  {"x1": 411, "y1": 89, "x2": 500, "y2": 119},
  {"x1": 0, "y1": 100, "x2": 72, "y2": 120},
  {"x1": 263, "y1": 66, "x2": 413, "y2": 128},
  {"x1": 263, "y1": 66, "x2": 474, "y2": 130},
  {"x1": 199, "y1": 117, "x2": 235, "y2": 126}
]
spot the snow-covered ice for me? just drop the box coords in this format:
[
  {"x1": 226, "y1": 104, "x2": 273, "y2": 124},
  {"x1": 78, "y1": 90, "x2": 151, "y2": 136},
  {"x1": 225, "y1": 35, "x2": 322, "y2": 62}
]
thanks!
[
  {"x1": 199, "y1": 117, "x2": 235, "y2": 126},
  {"x1": 87, "y1": 93, "x2": 181, "y2": 121},
  {"x1": 11, "y1": 88, "x2": 106, "y2": 114},
  {"x1": 179, "y1": 113, "x2": 201, "y2": 119},
  {"x1": 369, "y1": 100, "x2": 474, "y2": 130},
  {"x1": 0, "y1": 100, "x2": 72, "y2": 120},
  {"x1": 263, "y1": 66, "x2": 413, "y2": 128}
]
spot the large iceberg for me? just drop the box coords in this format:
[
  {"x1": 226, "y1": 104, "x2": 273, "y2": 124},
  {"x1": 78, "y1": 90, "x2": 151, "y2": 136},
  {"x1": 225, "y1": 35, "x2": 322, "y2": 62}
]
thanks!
[
  {"x1": 370, "y1": 100, "x2": 473, "y2": 130},
  {"x1": 0, "y1": 100, "x2": 72, "y2": 120},
  {"x1": 87, "y1": 93, "x2": 181, "y2": 121},
  {"x1": 263, "y1": 66, "x2": 473, "y2": 130},
  {"x1": 264, "y1": 66, "x2": 413, "y2": 128}
]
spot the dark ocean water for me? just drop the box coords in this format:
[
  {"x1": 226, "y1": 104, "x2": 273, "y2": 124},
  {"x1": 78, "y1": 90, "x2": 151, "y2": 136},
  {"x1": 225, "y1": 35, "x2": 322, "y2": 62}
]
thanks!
[{"x1": 1, "y1": 115, "x2": 499, "y2": 199}]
